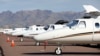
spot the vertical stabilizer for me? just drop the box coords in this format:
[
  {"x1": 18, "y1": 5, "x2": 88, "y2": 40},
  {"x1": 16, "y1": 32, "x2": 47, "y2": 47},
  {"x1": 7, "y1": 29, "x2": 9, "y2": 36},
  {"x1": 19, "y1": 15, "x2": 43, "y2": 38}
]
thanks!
[{"x1": 83, "y1": 5, "x2": 99, "y2": 13}]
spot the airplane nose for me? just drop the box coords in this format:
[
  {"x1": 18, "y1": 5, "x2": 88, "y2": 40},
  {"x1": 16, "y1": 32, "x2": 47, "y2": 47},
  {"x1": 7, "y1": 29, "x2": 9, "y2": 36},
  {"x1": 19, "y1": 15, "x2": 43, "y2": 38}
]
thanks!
[
  {"x1": 33, "y1": 36, "x2": 40, "y2": 41},
  {"x1": 33, "y1": 35, "x2": 45, "y2": 41}
]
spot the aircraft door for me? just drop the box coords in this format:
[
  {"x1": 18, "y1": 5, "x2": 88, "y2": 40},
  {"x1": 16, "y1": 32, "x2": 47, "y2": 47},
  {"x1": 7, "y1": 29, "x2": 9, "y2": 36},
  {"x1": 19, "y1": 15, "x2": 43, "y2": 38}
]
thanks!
[
  {"x1": 93, "y1": 22, "x2": 100, "y2": 41},
  {"x1": 71, "y1": 21, "x2": 86, "y2": 29},
  {"x1": 77, "y1": 21, "x2": 86, "y2": 29}
]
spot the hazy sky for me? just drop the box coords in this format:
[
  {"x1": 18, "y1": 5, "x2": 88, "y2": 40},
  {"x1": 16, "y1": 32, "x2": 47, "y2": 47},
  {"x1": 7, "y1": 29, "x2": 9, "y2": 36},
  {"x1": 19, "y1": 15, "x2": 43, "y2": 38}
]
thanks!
[{"x1": 0, "y1": 0, "x2": 100, "y2": 12}]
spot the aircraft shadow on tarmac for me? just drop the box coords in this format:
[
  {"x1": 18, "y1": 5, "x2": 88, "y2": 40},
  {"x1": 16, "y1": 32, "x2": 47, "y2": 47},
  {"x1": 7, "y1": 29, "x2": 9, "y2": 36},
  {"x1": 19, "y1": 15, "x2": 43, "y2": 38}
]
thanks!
[
  {"x1": 17, "y1": 44, "x2": 100, "y2": 49},
  {"x1": 22, "y1": 52, "x2": 100, "y2": 55},
  {"x1": 17, "y1": 44, "x2": 35, "y2": 46},
  {"x1": 77, "y1": 45, "x2": 100, "y2": 49},
  {"x1": 16, "y1": 43, "x2": 64, "y2": 46}
]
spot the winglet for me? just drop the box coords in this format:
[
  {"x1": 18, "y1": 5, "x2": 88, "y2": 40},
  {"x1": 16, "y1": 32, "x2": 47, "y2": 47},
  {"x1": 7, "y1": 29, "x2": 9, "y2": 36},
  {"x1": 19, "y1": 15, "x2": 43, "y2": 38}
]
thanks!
[{"x1": 83, "y1": 5, "x2": 99, "y2": 13}]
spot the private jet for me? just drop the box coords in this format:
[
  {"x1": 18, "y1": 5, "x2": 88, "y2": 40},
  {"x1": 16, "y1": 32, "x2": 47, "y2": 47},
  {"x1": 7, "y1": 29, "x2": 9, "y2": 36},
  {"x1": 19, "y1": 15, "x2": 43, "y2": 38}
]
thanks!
[
  {"x1": 9, "y1": 28, "x2": 26, "y2": 36},
  {"x1": 3, "y1": 28, "x2": 13, "y2": 34},
  {"x1": 33, "y1": 5, "x2": 100, "y2": 55},
  {"x1": 22, "y1": 24, "x2": 66, "y2": 45},
  {"x1": 11, "y1": 25, "x2": 44, "y2": 37},
  {"x1": 23, "y1": 24, "x2": 66, "y2": 37}
]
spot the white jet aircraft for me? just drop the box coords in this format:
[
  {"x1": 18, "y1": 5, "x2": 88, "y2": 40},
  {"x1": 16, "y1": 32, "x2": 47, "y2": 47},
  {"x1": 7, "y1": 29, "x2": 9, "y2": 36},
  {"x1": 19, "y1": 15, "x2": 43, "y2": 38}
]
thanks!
[
  {"x1": 3, "y1": 28, "x2": 14, "y2": 34},
  {"x1": 33, "y1": 5, "x2": 100, "y2": 55},
  {"x1": 22, "y1": 24, "x2": 66, "y2": 45},
  {"x1": 11, "y1": 25, "x2": 44, "y2": 37},
  {"x1": 23, "y1": 24, "x2": 66, "y2": 37},
  {"x1": 10, "y1": 28, "x2": 26, "y2": 36}
]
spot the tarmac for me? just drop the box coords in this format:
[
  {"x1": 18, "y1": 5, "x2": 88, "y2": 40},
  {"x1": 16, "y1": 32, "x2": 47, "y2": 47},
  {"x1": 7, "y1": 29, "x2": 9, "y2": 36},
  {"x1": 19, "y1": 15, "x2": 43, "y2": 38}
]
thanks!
[{"x1": 0, "y1": 33, "x2": 100, "y2": 56}]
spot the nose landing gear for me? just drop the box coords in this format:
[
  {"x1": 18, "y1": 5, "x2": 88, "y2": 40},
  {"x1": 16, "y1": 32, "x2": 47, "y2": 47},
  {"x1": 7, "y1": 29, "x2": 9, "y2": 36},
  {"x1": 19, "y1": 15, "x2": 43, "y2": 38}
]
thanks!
[{"x1": 55, "y1": 47, "x2": 62, "y2": 55}]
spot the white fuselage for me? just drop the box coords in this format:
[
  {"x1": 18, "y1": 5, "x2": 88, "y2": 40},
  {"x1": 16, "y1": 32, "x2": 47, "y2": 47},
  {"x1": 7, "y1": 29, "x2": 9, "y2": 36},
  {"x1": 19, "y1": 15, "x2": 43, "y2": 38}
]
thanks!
[{"x1": 34, "y1": 16, "x2": 100, "y2": 44}]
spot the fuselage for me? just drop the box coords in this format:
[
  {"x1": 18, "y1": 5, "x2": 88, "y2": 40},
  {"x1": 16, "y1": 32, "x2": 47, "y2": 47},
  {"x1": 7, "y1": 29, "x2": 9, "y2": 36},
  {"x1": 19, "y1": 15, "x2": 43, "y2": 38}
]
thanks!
[{"x1": 33, "y1": 16, "x2": 100, "y2": 44}]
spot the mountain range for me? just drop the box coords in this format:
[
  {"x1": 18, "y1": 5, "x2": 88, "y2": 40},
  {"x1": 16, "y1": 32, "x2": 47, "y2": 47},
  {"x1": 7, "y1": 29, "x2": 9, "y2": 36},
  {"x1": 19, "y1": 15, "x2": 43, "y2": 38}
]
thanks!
[{"x1": 0, "y1": 10, "x2": 84, "y2": 28}]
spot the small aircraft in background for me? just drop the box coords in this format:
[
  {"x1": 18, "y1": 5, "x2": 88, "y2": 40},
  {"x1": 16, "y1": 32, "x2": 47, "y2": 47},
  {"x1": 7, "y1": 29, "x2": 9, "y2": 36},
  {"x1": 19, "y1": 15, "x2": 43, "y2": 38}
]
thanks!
[
  {"x1": 33, "y1": 5, "x2": 100, "y2": 55},
  {"x1": 11, "y1": 25, "x2": 44, "y2": 37},
  {"x1": 3, "y1": 28, "x2": 14, "y2": 34},
  {"x1": 23, "y1": 24, "x2": 66, "y2": 37}
]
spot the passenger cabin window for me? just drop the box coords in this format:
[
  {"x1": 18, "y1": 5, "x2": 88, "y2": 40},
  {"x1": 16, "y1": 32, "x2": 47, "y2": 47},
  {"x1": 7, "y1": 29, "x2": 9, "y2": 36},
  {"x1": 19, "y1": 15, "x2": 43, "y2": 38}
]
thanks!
[
  {"x1": 95, "y1": 23, "x2": 99, "y2": 28},
  {"x1": 78, "y1": 21, "x2": 86, "y2": 28}
]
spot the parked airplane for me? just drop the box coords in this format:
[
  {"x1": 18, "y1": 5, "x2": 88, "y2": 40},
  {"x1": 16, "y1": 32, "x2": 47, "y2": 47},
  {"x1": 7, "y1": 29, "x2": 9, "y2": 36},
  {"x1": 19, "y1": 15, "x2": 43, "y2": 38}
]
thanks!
[
  {"x1": 23, "y1": 24, "x2": 66, "y2": 37},
  {"x1": 8, "y1": 28, "x2": 26, "y2": 35},
  {"x1": 22, "y1": 24, "x2": 66, "y2": 45},
  {"x1": 33, "y1": 5, "x2": 100, "y2": 55},
  {"x1": 3, "y1": 29, "x2": 14, "y2": 34},
  {"x1": 11, "y1": 25, "x2": 44, "y2": 37},
  {"x1": 22, "y1": 25, "x2": 45, "y2": 37}
]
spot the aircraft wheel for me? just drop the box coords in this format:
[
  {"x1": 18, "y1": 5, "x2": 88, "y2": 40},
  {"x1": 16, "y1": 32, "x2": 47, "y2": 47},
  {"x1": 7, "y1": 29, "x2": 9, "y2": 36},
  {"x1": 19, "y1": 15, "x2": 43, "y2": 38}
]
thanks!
[
  {"x1": 36, "y1": 42, "x2": 40, "y2": 46},
  {"x1": 55, "y1": 47, "x2": 62, "y2": 55},
  {"x1": 20, "y1": 38, "x2": 24, "y2": 42},
  {"x1": 97, "y1": 44, "x2": 100, "y2": 47}
]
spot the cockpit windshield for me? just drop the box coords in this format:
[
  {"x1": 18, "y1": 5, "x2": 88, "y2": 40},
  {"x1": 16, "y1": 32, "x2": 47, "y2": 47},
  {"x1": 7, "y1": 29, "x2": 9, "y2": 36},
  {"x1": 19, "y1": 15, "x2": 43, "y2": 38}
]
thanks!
[{"x1": 67, "y1": 20, "x2": 79, "y2": 28}]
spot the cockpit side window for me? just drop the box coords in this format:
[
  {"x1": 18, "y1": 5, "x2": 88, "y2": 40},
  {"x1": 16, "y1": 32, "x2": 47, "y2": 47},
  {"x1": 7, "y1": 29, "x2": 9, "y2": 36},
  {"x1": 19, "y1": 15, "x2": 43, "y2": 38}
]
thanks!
[
  {"x1": 95, "y1": 23, "x2": 99, "y2": 28},
  {"x1": 78, "y1": 21, "x2": 86, "y2": 28}
]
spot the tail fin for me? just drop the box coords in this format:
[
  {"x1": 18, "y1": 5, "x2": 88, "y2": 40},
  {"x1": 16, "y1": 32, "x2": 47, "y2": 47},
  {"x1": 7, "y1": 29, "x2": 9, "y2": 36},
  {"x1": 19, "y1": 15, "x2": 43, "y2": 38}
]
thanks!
[{"x1": 83, "y1": 5, "x2": 99, "y2": 13}]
